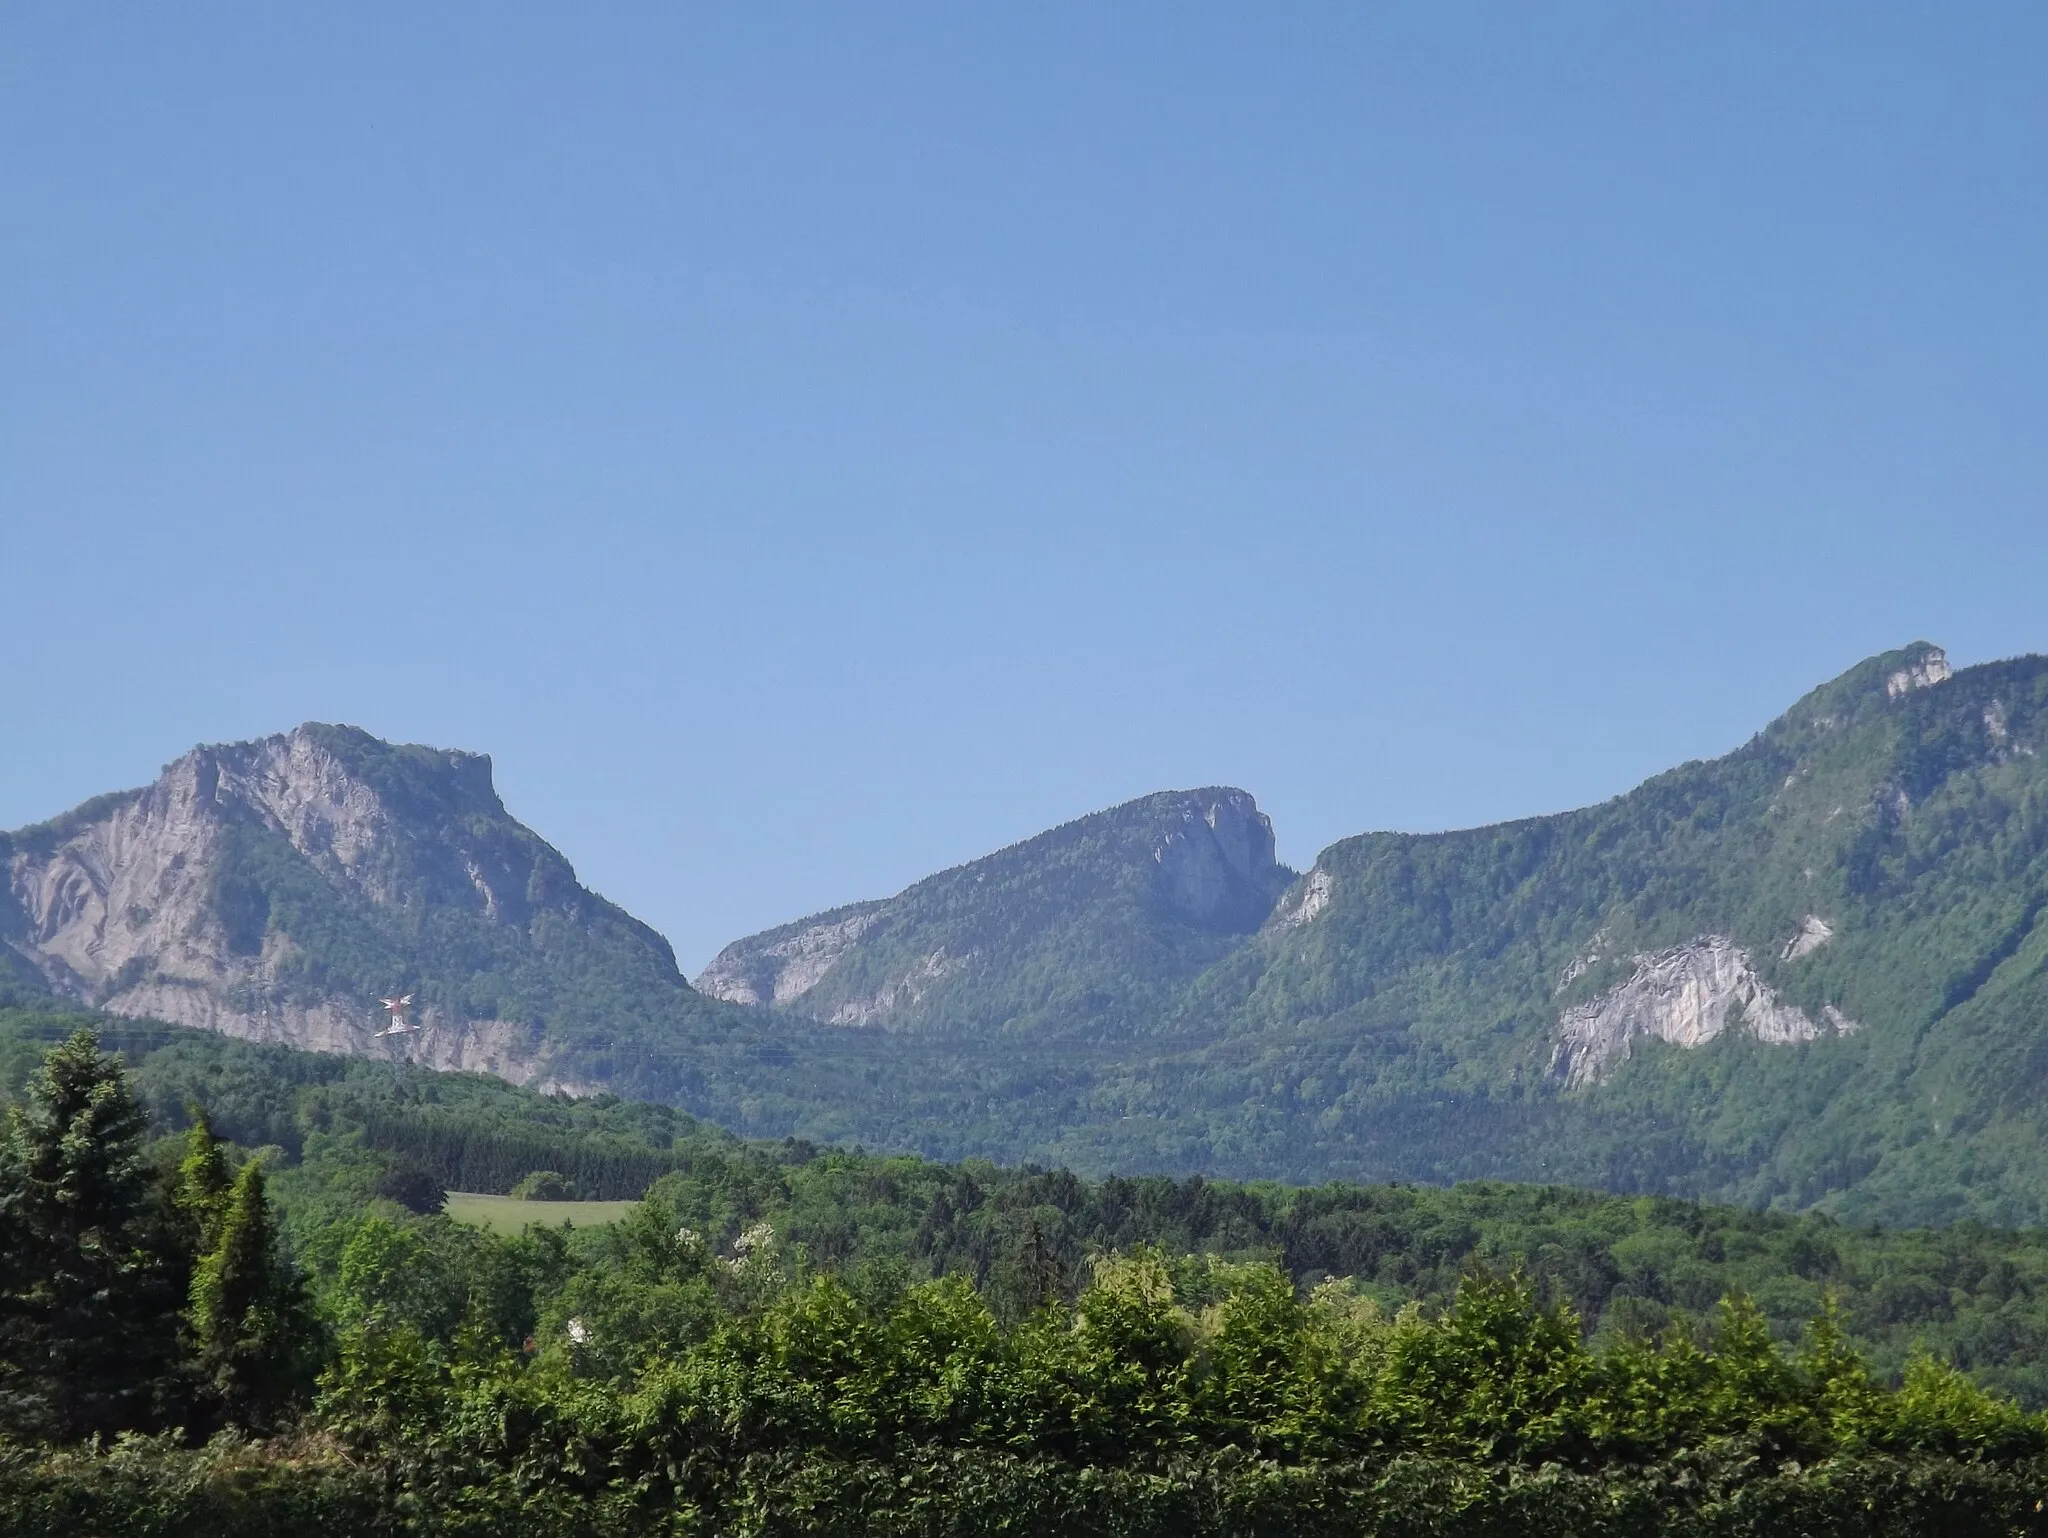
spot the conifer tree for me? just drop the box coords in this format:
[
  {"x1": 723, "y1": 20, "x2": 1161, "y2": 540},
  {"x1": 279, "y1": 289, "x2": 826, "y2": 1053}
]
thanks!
[
  {"x1": 189, "y1": 1158, "x2": 316, "y2": 1431},
  {"x1": 0, "y1": 1030, "x2": 183, "y2": 1441},
  {"x1": 176, "y1": 1107, "x2": 234, "y2": 1253}
]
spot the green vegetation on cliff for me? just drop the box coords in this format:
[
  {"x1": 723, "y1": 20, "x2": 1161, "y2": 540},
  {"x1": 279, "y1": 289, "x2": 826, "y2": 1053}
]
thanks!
[
  {"x1": 696, "y1": 788, "x2": 1294, "y2": 1040},
  {"x1": 1132, "y1": 645, "x2": 2048, "y2": 1223}
]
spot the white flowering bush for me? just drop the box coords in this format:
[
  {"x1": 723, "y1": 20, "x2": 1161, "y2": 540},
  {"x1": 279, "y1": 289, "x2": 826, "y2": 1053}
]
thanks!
[{"x1": 717, "y1": 1222, "x2": 785, "y2": 1306}]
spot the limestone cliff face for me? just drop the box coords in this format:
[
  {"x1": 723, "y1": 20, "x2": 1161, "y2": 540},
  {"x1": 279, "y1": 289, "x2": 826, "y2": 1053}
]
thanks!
[
  {"x1": 1886, "y1": 646, "x2": 1953, "y2": 698},
  {"x1": 693, "y1": 902, "x2": 889, "y2": 1009},
  {"x1": 813, "y1": 947, "x2": 965, "y2": 1027},
  {"x1": 1151, "y1": 791, "x2": 1283, "y2": 931},
  {"x1": 1549, "y1": 936, "x2": 1857, "y2": 1088},
  {"x1": 1, "y1": 725, "x2": 624, "y2": 1091},
  {"x1": 1265, "y1": 868, "x2": 1334, "y2": 934}
]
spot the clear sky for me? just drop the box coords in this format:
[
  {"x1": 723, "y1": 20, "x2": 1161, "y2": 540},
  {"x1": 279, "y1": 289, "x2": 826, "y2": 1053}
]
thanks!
[{"x1": 5, "y1": 5, "x2": 2045, "y2": 972}]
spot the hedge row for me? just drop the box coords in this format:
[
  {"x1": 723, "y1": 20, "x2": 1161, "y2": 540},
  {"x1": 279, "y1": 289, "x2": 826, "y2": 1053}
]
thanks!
[{"x1": 7, "y1": 1446, "x2": 2044, "y2": 1538}]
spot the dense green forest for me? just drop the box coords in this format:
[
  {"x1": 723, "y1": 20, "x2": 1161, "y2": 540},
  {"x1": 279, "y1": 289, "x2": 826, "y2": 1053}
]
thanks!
[
  {"x1": 10, "y1": 1008, "x2": 2048, "y2": 1402},
  {"x1": 7, "y1": 1012, "x2": 2048, "y2": 1533}
]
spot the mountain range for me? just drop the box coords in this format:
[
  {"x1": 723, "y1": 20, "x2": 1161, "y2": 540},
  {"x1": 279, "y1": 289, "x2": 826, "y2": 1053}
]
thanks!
[{"x1": 7, "y1": 641, "x2": 2048, "y2": 1224}]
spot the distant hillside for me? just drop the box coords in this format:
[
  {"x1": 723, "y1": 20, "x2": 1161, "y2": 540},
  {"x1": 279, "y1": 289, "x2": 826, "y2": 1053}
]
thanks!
[
  {"x1": 696, "y1": 787, "x2": 1294, "y2": 1037},
  {"x1": 12, "y1": 646, "x2": 2048, "y2": 1226},
  {"x1": 697, "y1": 643, "x2": 2048, "y2": 1225},
  {"x1": 1130, "y1": 642, "x2": 2048, "y2": 1223}
]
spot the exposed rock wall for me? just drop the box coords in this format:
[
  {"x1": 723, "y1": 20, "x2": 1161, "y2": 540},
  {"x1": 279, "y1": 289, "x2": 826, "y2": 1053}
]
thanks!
[
  {"x1": 3, "y1": 725, "x2": 594, "y2": 1092},
  {"x1": 1266, "y1": 868, "x2": 1333, "y2": 933},
  {"x1": 1781, "y1": 914, "x2": 1834, "y2": 961},
  {"x1": 1152, "y1": 792, "x2": 1283, "y2": 930},
  {"x1": 695, "y1": 903, "x2": 888, "y2": 1008},
  {"x1": 11, "y1": 749, "x2": 249, "y2": 1009},
  {"x1": 1886, "y1": 647, "x2": 1953, "y2": 697},
  {"x1": 819, "y1": 947, "x2": 963, "y2": 1026},
  {"x1": 1550, "y1": 936, "x2": 1856, "y2": 1088}
]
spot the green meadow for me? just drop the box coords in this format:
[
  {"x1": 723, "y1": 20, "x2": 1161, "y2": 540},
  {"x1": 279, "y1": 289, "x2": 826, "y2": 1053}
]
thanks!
[{"x1": 442, "y1": 1191, "x2": 637, "y2": 1233}]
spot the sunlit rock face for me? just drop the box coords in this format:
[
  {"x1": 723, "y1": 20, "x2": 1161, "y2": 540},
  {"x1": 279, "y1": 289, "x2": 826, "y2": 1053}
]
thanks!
[
  {"x1": 1266, "y1": 868, "x2": 1334, "y2": 934},
  {"x1": 1886, "y1": 646, "x2": 1953, "y2": 698},
  {"x1": 1781, "y1": 914, "x2": 1834, "y2": 962},
  {"x1": 695, "y1": 904, "x2": 889, "y2": 1009},
  {"x1": 2, "y1": 724, "x2": 607, "y2": 1092},
  {"x1": 1550, "y1": 936, "x2": 1856, "y2": 1088}
]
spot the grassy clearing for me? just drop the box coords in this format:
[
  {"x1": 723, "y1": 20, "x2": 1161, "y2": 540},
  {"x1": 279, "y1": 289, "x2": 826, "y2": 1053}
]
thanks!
[{"x1": 443, "y1": 1192, "x2": 637, "y2": 1234}]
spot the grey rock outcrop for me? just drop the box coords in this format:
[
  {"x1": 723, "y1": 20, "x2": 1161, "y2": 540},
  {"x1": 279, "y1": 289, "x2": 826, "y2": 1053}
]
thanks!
[
  {"x1": 1886, "y1": 647, "x2": 1953, "y2": 697},
  {"x1": 1549, "y1": 935, "x2": 1856, "y2": 1088},
  {"x1": 1780, "y1": 914, "x2": 1834, "y2": 962},
  {"x1": 817, "y1": 946, "x2": 964, "y2": 1027},
  {"x1": 1266, "y1": 868, "x2": 1334, "y2": 934},
  {"x1": 1151, "y1": 792, "x2": 1283, "y2": 931},
  {"x1": 694, "y1": 902, "x2": 888, "y2": 1009},
  {"x1": 2, "y1": 725, "x2": 605, "y2": 1091}
]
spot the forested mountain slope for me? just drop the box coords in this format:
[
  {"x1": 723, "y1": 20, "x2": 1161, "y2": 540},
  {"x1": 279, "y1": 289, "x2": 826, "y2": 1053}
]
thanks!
[
  {"x1": 1125, "y1": 642, "x2": 2048, "y2": 1222},
  {"x1": 7, "y1": 1005, "x2": 2048, "y2": 1409},
  {"x1": 8, "y1": 1013, "x2": 2048, "y2": 1533},
  {"x1": 695, "y1": 642, "x2": 2048, "y2": 1223},
  {"x1": 696, "y1": 787, "x2": 1293, "y2": 1036}
]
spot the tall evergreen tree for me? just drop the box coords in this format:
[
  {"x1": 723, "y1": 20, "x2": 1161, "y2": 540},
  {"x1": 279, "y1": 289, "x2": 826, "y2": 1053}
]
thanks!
[
  {"x1": 189, "y1": 1159, "x2": 316, "y2": 1431},
  {"x1": 0, "y1": 1030, "x2": 183, "y2": 1441},
  {"x1": 175, "y1": 1107, "x2": 234, "y2": 1253}
]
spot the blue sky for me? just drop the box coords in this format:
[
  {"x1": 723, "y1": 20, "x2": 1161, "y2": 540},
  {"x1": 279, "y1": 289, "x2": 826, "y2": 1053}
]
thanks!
[{"x1": 5, "y1": 5, "x2": 2045, "y2": 971}]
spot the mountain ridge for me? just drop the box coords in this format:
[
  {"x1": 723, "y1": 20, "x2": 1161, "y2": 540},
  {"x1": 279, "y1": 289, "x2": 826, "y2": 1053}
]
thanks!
[
  {"x1": 9, "y1": 642, "x2": 2048, "y2": 1225},
  {"x1": 688, "y1": 640, "x2": 2048, "y2": 1222},
  {"x1": 695, "y1": 785, "x2": 1295, "y2": 1035}
]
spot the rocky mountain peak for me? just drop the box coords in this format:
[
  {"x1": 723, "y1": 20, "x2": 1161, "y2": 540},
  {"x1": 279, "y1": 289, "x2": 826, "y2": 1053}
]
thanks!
[
  {"x1": 1768, "y1": 641, "x2": 1968, "y2": 743},
  {"x1": 1151, "y1": 790, "x2": 1283, "y2": 930},
  {"x1": 1, "y1": 724, "x2": 658, "y2": 1092},
  {"x1": 1884, "y1": 644, "x2": 1952, "y2": 698}
]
